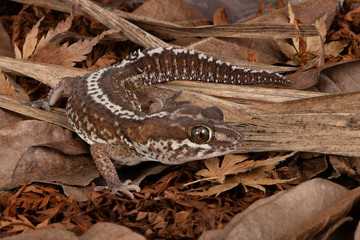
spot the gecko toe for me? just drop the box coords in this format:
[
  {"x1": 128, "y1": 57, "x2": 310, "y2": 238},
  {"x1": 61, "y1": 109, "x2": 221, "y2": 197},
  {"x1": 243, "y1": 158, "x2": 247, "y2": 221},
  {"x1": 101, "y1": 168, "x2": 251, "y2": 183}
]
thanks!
[{"x1": 94, "y1": 180, "x2": 140, "y2": 199}]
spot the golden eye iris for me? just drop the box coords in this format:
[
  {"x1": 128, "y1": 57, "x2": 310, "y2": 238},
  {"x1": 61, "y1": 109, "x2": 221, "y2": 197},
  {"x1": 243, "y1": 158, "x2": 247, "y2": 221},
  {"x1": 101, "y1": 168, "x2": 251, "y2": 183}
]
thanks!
[{"x1": 190, "y1": 126, "x2": 211, "y2": 144}]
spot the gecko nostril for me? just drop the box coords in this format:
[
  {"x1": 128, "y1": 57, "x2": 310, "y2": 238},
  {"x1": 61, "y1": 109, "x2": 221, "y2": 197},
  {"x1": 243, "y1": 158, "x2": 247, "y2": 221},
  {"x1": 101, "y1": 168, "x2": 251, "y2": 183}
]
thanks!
[{"x1": 234, "y1": 135, "x2": 243, "y2": 143}]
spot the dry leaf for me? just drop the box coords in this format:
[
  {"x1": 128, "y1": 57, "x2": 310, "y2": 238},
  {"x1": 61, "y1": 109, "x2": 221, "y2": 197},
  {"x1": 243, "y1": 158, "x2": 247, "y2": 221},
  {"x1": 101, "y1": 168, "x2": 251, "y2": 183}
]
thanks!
[
  {"x1": 308, "y1": 13, "x2": 347, "y2": 57},
  {"x1": 0, "y1": 69, "x2": 17, "y2": 98},
  {"x1": 288, "y1": 2, "x2": 301, "y2": 47},
  {"x1": 276, "y1": 40, "x2": 298, "y2": 62},
  {"x1": 306, "y1": 13, "x2": 328, "y2": 53},
  {"x1": 199, "y1": 179, "x2": 356, "y2": 240},
  {"x1": 213, "y1": 7, "x2": 228, "y2": 25},
  {"x1": 233, "y1": 167, "x2": 294, "y2": 193},
  {"x1": 279, "y1": 11, "x2": 347, "y2": 63},
  {"x1": 21, "y1": 16, "x2": 44, "y2": 60},
  {"x1": 325, "y1": 40, "x2": 349, "y2": 57},
  {"x1": 89, "y1": 51, "x2": 118, "y2": 70},
  {"x1": 288, "y1": 2, "x2": 295, "y2": 24},
  {"x1": 35, "y1": 15, "x2": 73, "y2": 51},
  {"x1": 315, "y1": 13, "x2": 328, "y2": 40},
  {"x1": 276, "y1": 3, "x2": 300, "y2": 63},
  {"x1": 189, "y1": 179, "x2": 239, "y2": 197},
  {"x1": 247, "y1": 39, "x2": 256, "y2": 63},
  {"x1": 195, "y1": 155, "x2": 248, "y2": 183},
  {"x1": 0, "y1": 21, "x2": 14, "y2": 58},
  {"x1": 31, "y1": 29, "x2": 117, "y2": 66},
  {"x1": 81, "y1": 223, "x2": 146, "y2": 240},
  {"x1": 132, "y1": 0, "x2": 210, "y2": 27},
  {"x1": 13, "y1": 44, "x2": 22, "y2": 60},
  {"x1": 0, "y1": 215, "x2": 35, "y2": 233},
  {"x1": 0, "y1": 117, "x2": 98, "y2": 191},
  {"x1": 188, "y1": 153, "x2": 296, "y2": 196},
  {"x1": 316, "y1": 59, "x2": 360, "y2": 93},
  {"x1": 329, "y1": 155, "x2": 360, "y2": 181},
  {"x1": 13, "y1": 14, "x2": 115, "y2": 67}
]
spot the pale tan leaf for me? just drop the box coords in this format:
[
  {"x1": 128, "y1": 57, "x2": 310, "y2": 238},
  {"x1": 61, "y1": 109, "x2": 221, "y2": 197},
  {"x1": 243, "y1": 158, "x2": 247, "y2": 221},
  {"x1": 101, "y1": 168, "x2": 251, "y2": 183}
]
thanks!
[
  {"x1": 3, "y1": 215, "x2": 35, "y2": 233},
  {"x1": 235, "y1": 170, "x2": 296, "y2": 193},
  {"x1": 275, "y1": 3, "x2": 299, "y2": 60},
  {"x1": 306, "y1": 36, "x2": 322, "y2": 53},
  {"x1": 195, "y1": 157, "x2": 221, "y2": 178},
  {"x1": 196, "y1": 155, "x2": 249, "y2": 183},
  {"x1": 325, "y1": 40, "x2": 349, "y2": 57},
  {"x1": 223, "y1": 158, "x2": 257, "y2": 176},
  {"x1": 0, "y1": 68, "x2": 17, "y2": 98},
  {"x1": 22, "y1": 16, "x2": 44, "y2": 60},
  {"x1": 17, "y1": 215, "x2": 34, "y2": 227},
  {"x1": 189, "y1": 153, "x2": 296, "y2": 196},
  {"x1": 35, "y1": 15, "x2": 73, "y2": 52},
  {"x1": 276, "y1": 40, "x2": 298, "y2": 60},
  {"x1": 314, "y1": 13, "x2": 329, "y2": 40},
  {"x1": 188, "y1": 180, "x2": 239, "y2": 197},
  {"x1": 260, "y1": 152, "x2": 297, "y2": 167},
  {"x1": 36, "y1": 218, "x2": 50, "y2": 228},
  {"x1": 188, "y1": 173, "x2": 295, "y2": 197},
  {"x1": 14, "y1": 43, "x2": 22, "y2": 60},
  {"x1": 307, "y1": 14, "x2": 328, "y2": 53},
  {"x1": 292, "y1": 39, "x2": 300, "y2": 53},
  {"x1": 287, "y1": 3, "x2": 301, "y2": 52},
  {"x1": 288, "y1": 2, "x2": 295, "y2": 24},
  {"x1": 221, "y1": 154, "x2": 248, "y2": 170}
]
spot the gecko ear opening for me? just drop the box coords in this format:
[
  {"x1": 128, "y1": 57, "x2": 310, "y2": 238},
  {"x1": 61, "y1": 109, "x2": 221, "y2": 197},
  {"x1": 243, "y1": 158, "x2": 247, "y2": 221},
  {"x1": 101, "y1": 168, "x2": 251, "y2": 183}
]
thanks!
[{"x1": 201, "y1": 106, "x2": 224, "y2": 121}]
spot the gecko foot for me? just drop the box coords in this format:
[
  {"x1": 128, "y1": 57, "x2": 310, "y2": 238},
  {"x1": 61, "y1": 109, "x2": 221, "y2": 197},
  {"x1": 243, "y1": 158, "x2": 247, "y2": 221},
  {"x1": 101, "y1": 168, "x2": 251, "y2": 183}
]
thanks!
[
  {"x1": 94, "y1": 179, "x2": 141, "y2": 199},
  {"x1": 22, "y1": 98, "x2": 51, "y2": 111}
]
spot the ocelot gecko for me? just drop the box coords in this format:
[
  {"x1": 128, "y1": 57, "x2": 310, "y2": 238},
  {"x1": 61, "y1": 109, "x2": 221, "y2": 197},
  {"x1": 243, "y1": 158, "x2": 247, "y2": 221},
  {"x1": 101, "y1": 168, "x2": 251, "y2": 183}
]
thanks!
[{"x1": 65, "y1": 47, "x2": 292, "y2": 198}]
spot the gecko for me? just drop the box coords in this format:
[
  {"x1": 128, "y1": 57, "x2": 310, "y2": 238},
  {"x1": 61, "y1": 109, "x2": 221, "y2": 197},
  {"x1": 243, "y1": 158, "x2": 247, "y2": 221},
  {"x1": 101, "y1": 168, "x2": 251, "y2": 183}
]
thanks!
[{"x1": 64, "y1": 47, "x2": 292, "y2": 198}]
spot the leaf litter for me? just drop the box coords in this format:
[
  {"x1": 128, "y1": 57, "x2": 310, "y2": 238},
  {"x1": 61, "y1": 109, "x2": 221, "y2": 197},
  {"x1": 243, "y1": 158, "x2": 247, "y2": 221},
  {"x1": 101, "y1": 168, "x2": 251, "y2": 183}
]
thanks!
[{"x1": 276, "y1": 3, "x2": 348, "y2": 67}]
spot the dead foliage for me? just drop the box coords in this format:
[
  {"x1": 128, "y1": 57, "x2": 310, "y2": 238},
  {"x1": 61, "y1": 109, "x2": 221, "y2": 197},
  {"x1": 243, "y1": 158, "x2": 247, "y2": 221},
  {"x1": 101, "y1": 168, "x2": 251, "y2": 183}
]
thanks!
[{"x1": 0, "y1": 167, "x2": 269, "y2": 239}]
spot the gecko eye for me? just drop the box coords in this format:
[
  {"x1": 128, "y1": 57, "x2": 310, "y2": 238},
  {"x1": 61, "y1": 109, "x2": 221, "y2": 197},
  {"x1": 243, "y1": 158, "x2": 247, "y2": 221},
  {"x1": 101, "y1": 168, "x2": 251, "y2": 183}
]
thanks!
[{"x1": 189, "y1": 126, "x2": 212, "y2": 144}]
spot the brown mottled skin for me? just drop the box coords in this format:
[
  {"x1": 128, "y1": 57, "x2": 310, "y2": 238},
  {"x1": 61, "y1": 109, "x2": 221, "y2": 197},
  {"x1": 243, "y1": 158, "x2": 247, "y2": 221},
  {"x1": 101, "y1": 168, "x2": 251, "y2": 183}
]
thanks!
[{"x1": 63, "y1": 47, "x2": 292, "y2": 198}]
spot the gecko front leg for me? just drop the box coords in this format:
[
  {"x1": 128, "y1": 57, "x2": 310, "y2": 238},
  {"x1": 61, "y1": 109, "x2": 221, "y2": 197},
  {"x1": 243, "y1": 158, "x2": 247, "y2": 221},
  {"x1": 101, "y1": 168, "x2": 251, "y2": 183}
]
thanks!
[{"x1": 90, "y1": 143, "x2": 141, "y2": 198}]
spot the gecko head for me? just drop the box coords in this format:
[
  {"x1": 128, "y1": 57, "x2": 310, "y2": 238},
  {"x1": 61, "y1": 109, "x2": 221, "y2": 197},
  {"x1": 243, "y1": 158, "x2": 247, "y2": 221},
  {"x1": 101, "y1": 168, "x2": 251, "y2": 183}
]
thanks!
[{"x1": 137, "y1": 106, "x2": 243, "y2": 164}]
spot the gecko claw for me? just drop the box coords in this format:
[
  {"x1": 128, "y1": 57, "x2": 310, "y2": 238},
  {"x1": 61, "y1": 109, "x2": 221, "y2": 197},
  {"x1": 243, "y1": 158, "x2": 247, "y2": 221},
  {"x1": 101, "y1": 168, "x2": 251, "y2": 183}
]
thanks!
[{"x1": 94, "y1": 180, "x2": 140, "y2": 199}]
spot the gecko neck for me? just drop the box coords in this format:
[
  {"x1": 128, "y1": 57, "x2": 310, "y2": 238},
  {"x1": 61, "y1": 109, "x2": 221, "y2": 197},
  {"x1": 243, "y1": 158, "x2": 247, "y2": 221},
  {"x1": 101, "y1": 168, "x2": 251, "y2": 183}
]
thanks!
[{"x1": 66, "y1": 46, "x2": 290, "y2": 162}]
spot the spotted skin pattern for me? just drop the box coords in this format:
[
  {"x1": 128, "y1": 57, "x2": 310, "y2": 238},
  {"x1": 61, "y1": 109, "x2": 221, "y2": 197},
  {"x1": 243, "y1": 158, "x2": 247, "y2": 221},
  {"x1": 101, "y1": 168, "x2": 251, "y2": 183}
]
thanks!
[{"x1": 66, "y1": 47, "x2": 292, "y2": 198}]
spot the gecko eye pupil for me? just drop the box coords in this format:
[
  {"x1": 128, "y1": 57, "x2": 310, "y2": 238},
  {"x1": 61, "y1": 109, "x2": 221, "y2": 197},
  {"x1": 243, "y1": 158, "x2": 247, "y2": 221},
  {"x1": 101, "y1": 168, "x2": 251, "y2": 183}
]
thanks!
[{"x1": 190, "y1": 126, "x2": 211, "y2": 144}]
